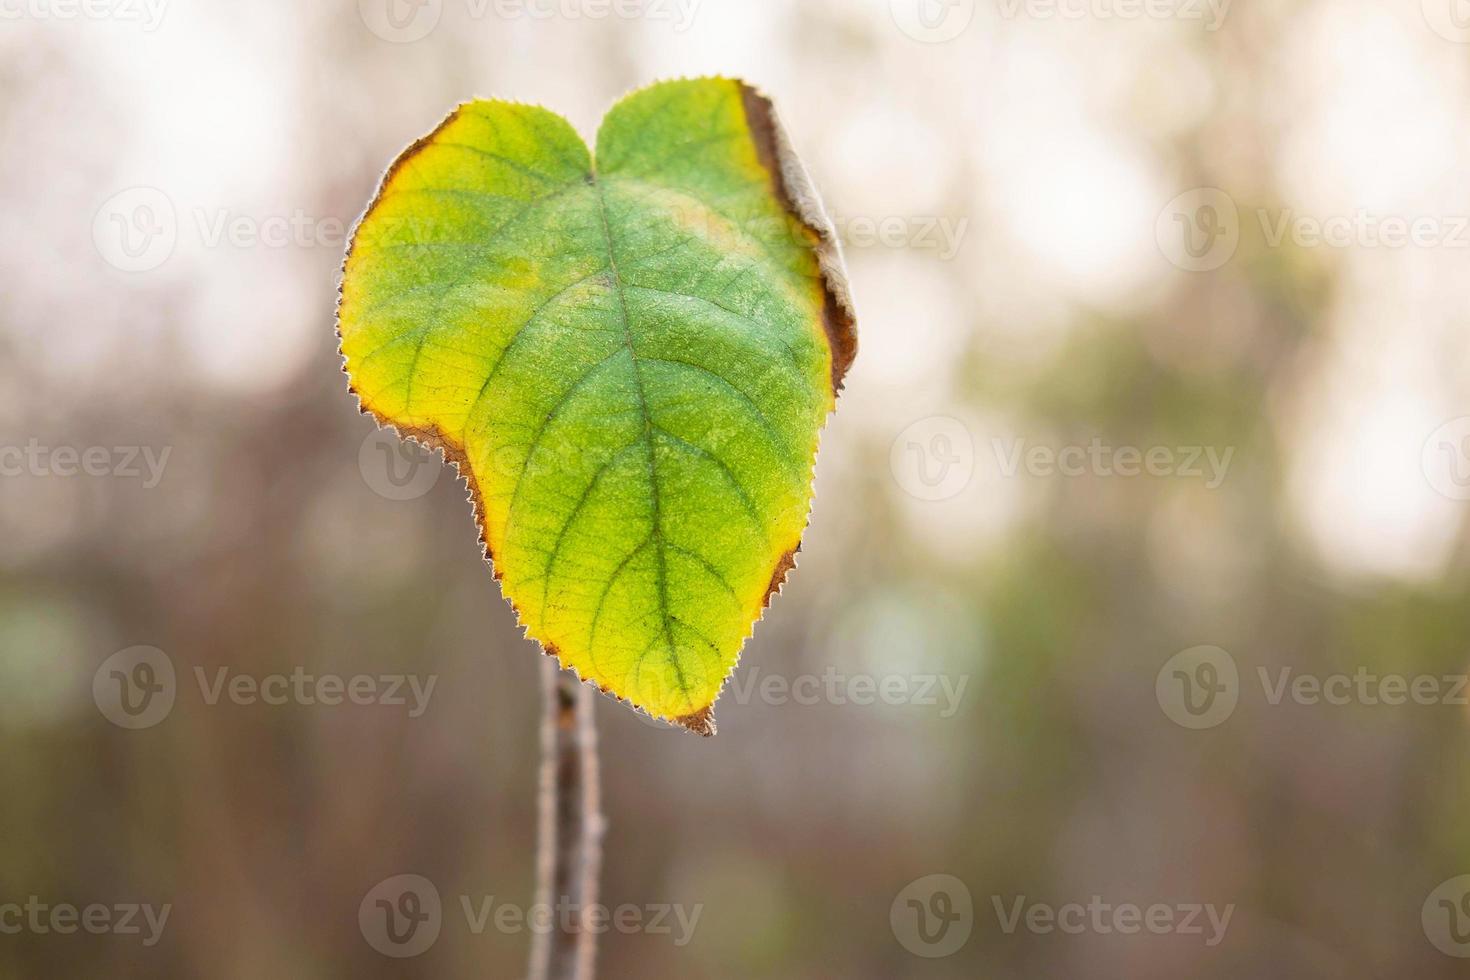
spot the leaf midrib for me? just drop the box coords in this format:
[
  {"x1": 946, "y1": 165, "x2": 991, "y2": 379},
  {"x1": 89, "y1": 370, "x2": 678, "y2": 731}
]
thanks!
[{"x1": 591, "y1": 172, "x2": 690, "y2": 707}]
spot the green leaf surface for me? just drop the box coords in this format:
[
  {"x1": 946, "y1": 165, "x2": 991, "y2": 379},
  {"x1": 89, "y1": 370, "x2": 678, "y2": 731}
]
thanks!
[{"x1": 337, "y1": 77, "x2": 856, "y2": 733}]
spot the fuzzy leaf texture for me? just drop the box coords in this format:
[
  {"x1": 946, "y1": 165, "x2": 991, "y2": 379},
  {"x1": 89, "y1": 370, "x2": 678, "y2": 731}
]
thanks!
[{"x1": 337, "y1": 77, "x2": 856, "y2": 734}]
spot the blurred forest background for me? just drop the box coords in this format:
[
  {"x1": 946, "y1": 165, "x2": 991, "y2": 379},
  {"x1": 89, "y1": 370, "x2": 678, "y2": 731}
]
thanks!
[{"x1": 5, "y1": 0, "x2": 1470, "y2": 976}]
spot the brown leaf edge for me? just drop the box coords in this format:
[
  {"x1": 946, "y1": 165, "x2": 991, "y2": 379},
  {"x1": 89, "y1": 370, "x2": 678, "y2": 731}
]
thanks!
[{"x1": 334, "y1": 78, "x2": 857, "y2": 736}]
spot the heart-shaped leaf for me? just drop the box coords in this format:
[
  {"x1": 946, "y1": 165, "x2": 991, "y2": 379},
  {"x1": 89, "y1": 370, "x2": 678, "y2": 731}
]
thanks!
[{"x1": 337, "y1": 77, "x2": 856, "y2": 734}]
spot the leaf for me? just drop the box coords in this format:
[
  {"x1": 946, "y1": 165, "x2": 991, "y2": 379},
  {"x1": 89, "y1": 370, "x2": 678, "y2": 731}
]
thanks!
[{"x1": 337, "y1": 77, "x2": 856, "y2": 734}]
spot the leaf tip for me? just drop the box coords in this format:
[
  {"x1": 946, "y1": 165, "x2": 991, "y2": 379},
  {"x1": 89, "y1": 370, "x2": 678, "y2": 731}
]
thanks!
[{"x1": 673, "y1": 706, "x2": 717, "y2": 737}]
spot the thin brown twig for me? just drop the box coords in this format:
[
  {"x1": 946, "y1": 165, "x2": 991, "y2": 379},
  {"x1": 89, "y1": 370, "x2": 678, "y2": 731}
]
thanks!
[{"x1": 528, "y1": 657, "x2": 604, "y2": 980}]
